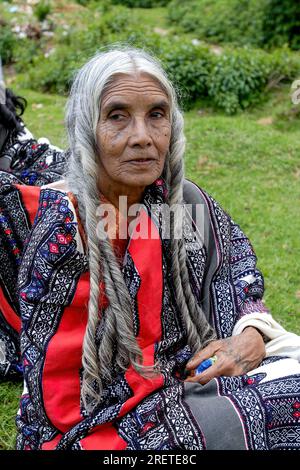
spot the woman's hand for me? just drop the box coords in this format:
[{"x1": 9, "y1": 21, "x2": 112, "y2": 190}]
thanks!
[{"x1": 184, "y1": 326, "x2": 266, "y2": 384}]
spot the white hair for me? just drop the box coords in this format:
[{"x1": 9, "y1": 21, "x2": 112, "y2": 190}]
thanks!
[{"x1": 65, "y1": 45, "x2": 215, "y2": 413}]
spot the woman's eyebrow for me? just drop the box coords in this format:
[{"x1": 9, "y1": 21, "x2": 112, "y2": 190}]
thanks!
[
  {"x1": 103, "y1": 101, "x2": 129, "y2": 114},
  {"x1": 103, "y1": 99, "x2": 170, "y2": 114},
  {"x1": 150, "y1": 100, "x2": 170, "y2": 110}
]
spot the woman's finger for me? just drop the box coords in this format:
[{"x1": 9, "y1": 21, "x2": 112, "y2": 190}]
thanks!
[
  {"x1": 184, "y1": 362, "x2": 221, "y2": 384},
  {"x1": 185, "y1": 341, "x2": 219, "y2": 370}
]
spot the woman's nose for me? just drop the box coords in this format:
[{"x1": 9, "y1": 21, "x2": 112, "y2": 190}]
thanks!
[{"x1": 128, "y1": 118, "x2": 152, "y2": 148}]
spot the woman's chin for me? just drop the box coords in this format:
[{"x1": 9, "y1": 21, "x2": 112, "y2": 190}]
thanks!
[{"x1": 122, "y1": 172, "x2": 161, "y2": 189}]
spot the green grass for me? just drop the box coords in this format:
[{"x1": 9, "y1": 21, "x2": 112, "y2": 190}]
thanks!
[
  {"x1": 0, "y1": 380, "x2": 22, "y2": 450},
  {"x1": 184, "y1": 89, "x2": 300, "y2": 334},
  {"x1": 15, "y1": 87, "x2": 68, "y2": 150}
]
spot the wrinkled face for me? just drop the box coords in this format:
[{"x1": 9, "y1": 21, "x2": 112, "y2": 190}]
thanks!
[{"x1": 96, "y1": 72, "x2": 171, "y2": 199}]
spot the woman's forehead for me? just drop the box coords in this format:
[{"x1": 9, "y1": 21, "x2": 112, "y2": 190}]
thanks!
[{"x1": 101, "y1": 72, "x2": 170, "y2": 107}]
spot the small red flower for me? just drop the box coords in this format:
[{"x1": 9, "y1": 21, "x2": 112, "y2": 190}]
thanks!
[
  {"x1": 292, "y1": 402, "x2": 300, "y2": 409},
  {"x1": 56, "y1": 233, "x2": 68, "y2": 245},
  {"x1": 293, "y1": 411, "x2": 300, "y2": 419},
  {"x1": 31, "y1": 144, "x2": 38, "y2": 150},
  {"x1": 49, "y1": 243, "x2": 59, "y2": 254},
  {"x1": 4, "y1": 229, "x2": 11, "y2": 235},
  {"x1": 247, "y1": 378, "x2": 255, "y2": 385}
]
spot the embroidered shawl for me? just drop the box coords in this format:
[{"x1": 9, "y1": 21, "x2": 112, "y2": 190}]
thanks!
[{"x1": 9, "y1": 177, "x2": 269, "y2": 449}]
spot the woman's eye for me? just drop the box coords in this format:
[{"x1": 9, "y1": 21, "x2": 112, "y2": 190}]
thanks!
[
  {"x1": 151, "y1": 111, "x2": 164, "y2": 118},
  {"x1": 109, "y1": 113, "x2": 125, "y2": 121}
]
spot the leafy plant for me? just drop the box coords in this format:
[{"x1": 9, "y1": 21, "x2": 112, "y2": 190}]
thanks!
[
  {"x1": 167, "y1": 0, "x2": 300, "y2": 50},
  {"x1": 111, "y1": 0, "x2": 170, "y2": 7},
  {"x1": 34, "y1": 1, "x2": 52, "y2": 22},
  {"x1": 158, "y1": 40, "x2": 212, "y2": 109},
  {"x1": 0, "y1": 25, "x2": 16, "y2": 65},
  {"x1": 262, "y1": 0, "x2": 300, "y2": 50},
  {"x1": 167, "y1": 0, "x2": 266, "y2": 47},
  {"x1": 13, "y1": 38, "x2": 41, "y2": 73},
  {"x1": 207, "y1": 46, "x2": 300, "y2": 114}
]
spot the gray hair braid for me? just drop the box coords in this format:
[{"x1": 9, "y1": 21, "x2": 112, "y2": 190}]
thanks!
[{"x1": 165, "y1": 111, "x2": 216, "y2": 354}]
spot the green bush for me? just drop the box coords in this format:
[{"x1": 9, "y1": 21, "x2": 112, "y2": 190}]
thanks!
[
  {"x1": 24, "y1": 45, "x2": 83, "y2": 95},
  {"x1": 0, "y1": 25, "x2": 16, "y2": 65},
  {"x1": 19, "y1": 27, "x2": 212, "y2": 107},
  {"x1": 21, "y1": 6, "x2": 140, "y2": 94},
  {"x1": 75, "y1": 0, "x2": 94, "y2": 5},
  {"x1": 158, "y1": 40, "x2": 211, "y2": 108},
  {"x1": 167, "y1": 0, "x2": 300, "y2": 50},
  {"x1": 13, "y1": 38, "x2": 41, "y2": 73},
  {"x1": 262, "y1": 0, "x2": 300, "y2": 50},
  {"x1": 207, "y1": 46, "x2": 299, "y2": 114},
  {"x1": 34, "y1": 1, "x2": 52, "y2": 22},
  {"x1": 167, "y1": 0, "x2": 266, "y2": 47},
  {"x1": 111, "y1": 0, "x2": 170, "y2": 7},
  {"x1": 160, "y1": 43, "x2": 299, "y2": 113}
]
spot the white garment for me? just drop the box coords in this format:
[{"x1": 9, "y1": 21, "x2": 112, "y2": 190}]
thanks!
[
  {"x1": 246, "y1": 357, "x2": 300, "y2": 384},
  {"x1": 233, "y1": 312, "x2": 300, "y2": 362}
]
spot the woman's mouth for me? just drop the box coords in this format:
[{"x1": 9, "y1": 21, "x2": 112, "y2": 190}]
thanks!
[{"x1": 128, "y1": 158, "x2": 156, "y2": 165}]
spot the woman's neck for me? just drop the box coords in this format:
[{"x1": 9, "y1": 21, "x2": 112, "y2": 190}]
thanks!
[{"x1": 99, "y1": 184, "x2": 146, "y2": 214}]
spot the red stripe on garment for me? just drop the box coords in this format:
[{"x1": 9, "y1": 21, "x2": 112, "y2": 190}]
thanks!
[
  {"x1": 120, "y1": 208, "x2": 164, "y2": 417},
  {"x1": 42, "y1": 271, "x2": 89, "y2": 433},
  {"x1": 41, "y1": 210, "x2": 164, "y2": 448},
  {"x1": 41, "y1": 271, "x2": 125, "y2": 449},
  {"x1": 41, "y1": 424, "x2": 127, "y2": 450},
  {"x1": 41, "y1": 434, "x2": 62, "y2": 450},
  {"x1": 0, "y1": 185, "x2": 40, "y2": 332},
  {"x1": 80, "y1": 423, "x2": 127, "y2": 450},
  {"x1": 15, "y1": 184, "x2": 41, "y2": 226},
  {"x1": 0, "y1": 285, "x2": 21, "y2": 332}
]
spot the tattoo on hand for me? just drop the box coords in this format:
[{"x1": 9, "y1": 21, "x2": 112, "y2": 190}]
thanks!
[{"x1": 222, "y1": 339, "x2": 259, "y2": 373}]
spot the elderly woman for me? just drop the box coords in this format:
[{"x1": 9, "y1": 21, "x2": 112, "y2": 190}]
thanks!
[{"x1": 1, "y1": 47, "x2": 300, "y2": 450}]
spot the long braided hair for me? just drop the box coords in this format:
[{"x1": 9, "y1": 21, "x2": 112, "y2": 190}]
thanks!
[{"x1": 65, "y1": 45, "x2": 216, "y2": 413}]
